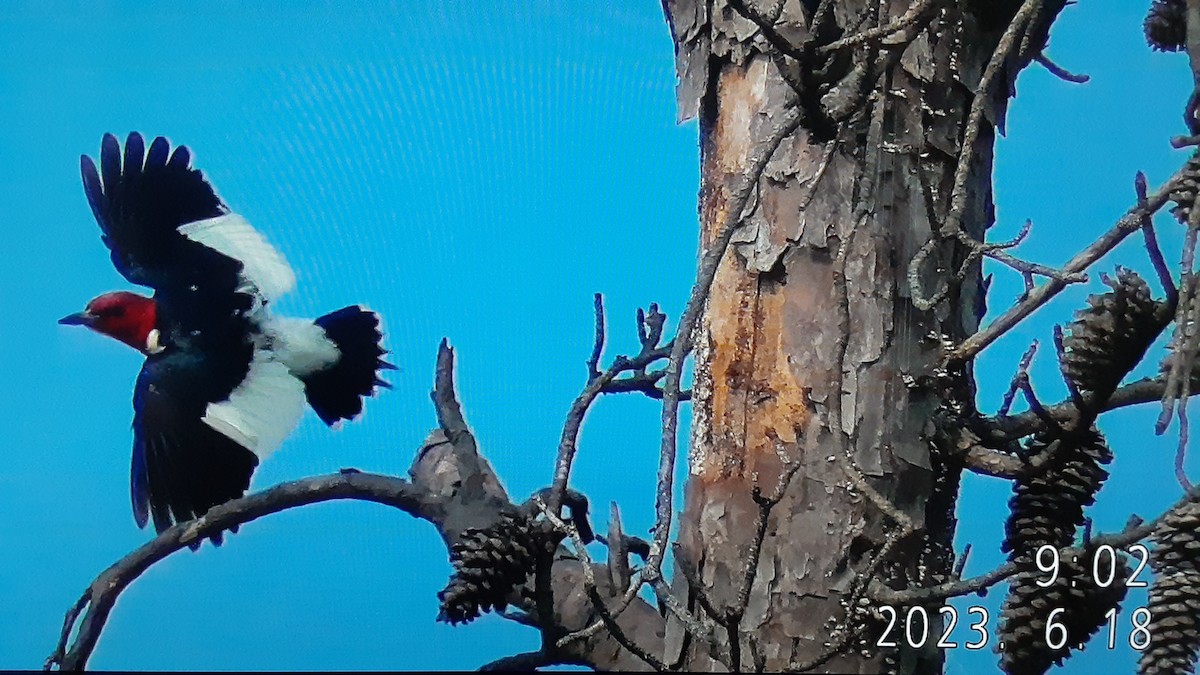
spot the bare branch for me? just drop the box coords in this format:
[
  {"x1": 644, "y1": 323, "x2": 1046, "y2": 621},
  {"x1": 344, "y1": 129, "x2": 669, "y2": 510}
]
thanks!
[
  {"x1": 587, "y1": 292, "x2": 605, "y2": 380},
  {"x1": 991, "y1": 376, "x2": 1198, "y2": 442},
  {"x1": 1136, "y1": 171, "x2": 1178, "y2": 306},
  {"x1": 817, "y1": 0, "x2": 937, "y2": 54},
  {"x1": 912, "y1": 0, "x2": 1075, "y2": 312},
  {"x1": 998, "y1": 341, "x2": 1039, "y2": 417},
  {"x1": 726, "y1": 0, "x2": 804, "y2": 61},
  {"x1": 536, "y1": 497, "x2": 670, "y2": 671},
  {"x1": 49, "y1": 341, "x2": 666, "y2": 672},
  {"x1": 947, "y1": 166, "x2": 1185, "y2": 365},
  {"x1": 939, "y1": 0, "x2": 1038, "y2": 242},
  {"x1": 47, "y1": 472, "x2": 435, "y2": 671},
  {"x1": 1034, "y1": 54, "x2": 1090, "y2": 83}
]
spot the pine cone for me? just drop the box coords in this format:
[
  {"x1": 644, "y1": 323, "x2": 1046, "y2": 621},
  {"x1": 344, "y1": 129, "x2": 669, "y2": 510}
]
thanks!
[
  {"x1": 1142, "y1": 570, "x2": 1200, "y2": 675},
  {"x1": 1001, "y1": 430, "x2": 1113, "y2": 561},
  {"x1": 998, "y1": 430, "x2": 1117, "y2": 674},
  {"x1": 1141, "y1": 500, "x2": 1200, "y2": 674},
  {"x1": 999, "y1": 555, "x2": 1128, "y2": 675},
  {"x1": 1172, "y1": 153, "x2": 1200, "y2": 225},
  {"x1": 1059, "y1": 268, "x2": 1164, "y2": 396},
  {"x1": 1145, "y1": 0, "x2": 1188, "y2": 52},
  {"x1": 437, "y1": 511, "x2": 562, "y2": 625}
]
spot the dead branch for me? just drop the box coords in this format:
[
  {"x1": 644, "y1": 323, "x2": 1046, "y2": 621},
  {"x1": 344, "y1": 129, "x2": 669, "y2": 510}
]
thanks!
[
  {"x1": 47, "y1": 341, "x2": 667, "y2": 672},
  {"x1": 998, "y1": 341, "x2": 1039, "y2": 417},
  {"x1": 947, "y1": 165, "x2": 1186, "y2": 365},
  {"x1": 46, "y1": 473, "x2": 434, "y2": 671}
]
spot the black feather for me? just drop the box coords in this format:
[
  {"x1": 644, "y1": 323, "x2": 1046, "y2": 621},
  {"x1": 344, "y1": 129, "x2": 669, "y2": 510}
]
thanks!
[
  {"x1": 303, "y1": 306, "x2": 393, "y2": 426},
  {"x1": 100, "y1": 133, "x2": 121, "y2": 200},
  {"x1": 82, "y1": 133, "x2": 232, "y2": 291},
  {"x1": 145, "y1": 136, "x2": 169, "y2": 170},
  {"x1": 80, "y1": 156, "x2": 107, "y2": 229},
  {"x1": 122, "y1": 132, "x2": 144, "y2": 182},
  {"x1": 167, "y1": 145, "x2": 190, "y2": 170}
]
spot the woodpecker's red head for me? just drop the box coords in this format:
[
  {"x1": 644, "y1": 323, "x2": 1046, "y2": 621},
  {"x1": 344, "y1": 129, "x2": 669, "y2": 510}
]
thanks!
[{"x1": 60, "y1": 291, "x2": 159, "y2": 353}]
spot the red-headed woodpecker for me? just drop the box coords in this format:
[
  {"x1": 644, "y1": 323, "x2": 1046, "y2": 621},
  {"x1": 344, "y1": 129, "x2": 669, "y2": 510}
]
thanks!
[{"x1": 60, "y1": 132, "x2": 394, "y2": 543}]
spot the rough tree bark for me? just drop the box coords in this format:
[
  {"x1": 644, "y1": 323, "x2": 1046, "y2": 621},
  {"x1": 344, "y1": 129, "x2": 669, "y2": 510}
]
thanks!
[{"x1": 661, "y1": 1, "x2": 1014, "y2": 671}]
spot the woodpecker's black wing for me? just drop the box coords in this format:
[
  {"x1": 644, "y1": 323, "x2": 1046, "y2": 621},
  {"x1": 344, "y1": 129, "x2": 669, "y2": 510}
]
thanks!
[
  {"x1": 130, "y1": 329, "x2": 258, "y2": 534},
  {"x1": 80, "y1": 132, "x2": 295, "y2": 302},
  {"x1": 79, "y1": 133, "x2": 305, "y2": 536}
]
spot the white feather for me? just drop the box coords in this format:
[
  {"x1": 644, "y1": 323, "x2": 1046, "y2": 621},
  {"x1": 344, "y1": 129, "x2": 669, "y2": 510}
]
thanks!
[
  {"x1": 179, "y1": 213, "x2": 296, "y2": 300},
  {"x1": 266, "y1": 316, "x2": 341, "y2": 377},
  {"x1": 201, "y1": 350, "x2": 306, "y2": 460}
]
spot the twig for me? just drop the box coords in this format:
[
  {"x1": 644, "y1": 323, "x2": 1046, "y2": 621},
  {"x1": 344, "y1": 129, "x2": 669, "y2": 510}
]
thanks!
[
  {"x1": 832, "y1": 223, "x2": 916, "y2": 533},
  {"x1": 535, "y1": 497, "x2": 670, "y2": 671},
  {"x1": 726, "y1": 0, "x2": 804, "y2": 61},
  {"x1": 817, "y1": 0, "x2": 936, "y2": 54},
  {"x1": 947, "y1": 166, "x2": 1186, "y2": 365},
  {"x1": 554, "y1": 581, "x2": 641, "y2": 648},
  {"x1": 1017, "y1": 377, "x2": 1060, "y2": 432},
  {"x1": 1178, "y1": 402, "x2": 1193, "y2": 491},
  {"x1": 45, "y1": 472, "x2": 434, "y2": 671},
  {"x1": 649, "y1": 106, "x2": 805, "y2": 581},
  {"x1": 549, "y1": 301, "x2": 631, "y2": 514},
  {"x1": 998, "y1": 341, "x2": 1039, "y2": 417},
  {"x1": 990, "y1": 376, "x2": 1200, "y2": 442},
  {"x1": 1034, "y1": 54, "x2": 1089, "y2": 83},
  {"x1": 939, "y1": 0, "x2": 1038, "y2": 241},
  {"x1": 672, "y1": 546, "x2": 726, "y2": 625},
  {"x1": 45, "y1": 594, "x2": 89, "y2": 671},
  {"x1": 909, "y1": 0, "x2": 1045, "y2": 311},
  {"x1": 1053, "y1": 325, "x2": 1085, "y2": 412},
  {"x1": 587, "y1": 292, "x2": 605, "y2": 380},
  {"x1": 432, "y1": 337, "x2": 472, "y2": 442},
  {"x1": 953, "y1": 544, "x2": 972, "y2": 580},
  {"x1": 1136, "y1": 171, "x2": 1178, "y2": 306},
  {"x1": 605, "y1": 502, "x2": 631, "y2": 595}
]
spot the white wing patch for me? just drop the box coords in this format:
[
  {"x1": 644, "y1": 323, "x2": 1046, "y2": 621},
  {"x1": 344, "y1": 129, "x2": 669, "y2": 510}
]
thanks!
[
  {"x1": 201, "y1": 350, "x2": 306, "y2": 460},
  {"x1": 266, "y1": 316, "x2": 341, "y2": 377},
  {"x1": 179, "y1": 213, "x2": 297, "y2": 300}
]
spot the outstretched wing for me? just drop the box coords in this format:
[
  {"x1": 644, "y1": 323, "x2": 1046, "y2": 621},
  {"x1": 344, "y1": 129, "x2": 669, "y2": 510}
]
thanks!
[
  {"x1": 80, "y1": 132, "x2": 295, "y2": 302},
  {"x1": 130, "y1": 341, "x2": 306, "y2": 534}
]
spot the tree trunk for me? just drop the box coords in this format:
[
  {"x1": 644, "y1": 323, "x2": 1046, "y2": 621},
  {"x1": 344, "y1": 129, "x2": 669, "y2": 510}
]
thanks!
[{"x1": 661, "y1": 2, "x2": 1011, "y2": 671}]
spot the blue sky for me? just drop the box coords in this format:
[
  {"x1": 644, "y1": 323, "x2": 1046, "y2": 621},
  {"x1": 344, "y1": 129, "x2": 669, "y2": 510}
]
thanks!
[{"x1": 0, "y1": 1, "x2": 1193, "y2": 672}]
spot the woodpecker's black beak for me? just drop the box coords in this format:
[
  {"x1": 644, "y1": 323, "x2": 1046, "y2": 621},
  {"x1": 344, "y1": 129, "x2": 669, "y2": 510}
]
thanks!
[{"x1": 59, "y1": 311, "x2": 96, "y2": 327}]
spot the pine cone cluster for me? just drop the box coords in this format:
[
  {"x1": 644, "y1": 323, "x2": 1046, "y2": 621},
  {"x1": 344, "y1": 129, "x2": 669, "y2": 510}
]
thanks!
[
  {"x1": 437, "y1": 510, "x2": 563, "y2": 625},
  {"x1": 1141, "y1": 500, "x2": 1200, "y2": 674},
  {"x1": 1059, "y1": 268, "x2": 1163, "y2": 397},
  {"x1": 1171, "y1": 153, "x2": 1200, "y2": 224},
  {"x1": 1001, "y1": 430, "x2": 1113, "y2": 561},
  {"x1": 997, "y1": 430, "x2": 1115, "y2": 675},
  {"x1": 1145, "y1": 0, "x2": 1188, "y2": 52},
  {"x1": 999, "y1": 556, "x2": 1129, "y2": 675}
]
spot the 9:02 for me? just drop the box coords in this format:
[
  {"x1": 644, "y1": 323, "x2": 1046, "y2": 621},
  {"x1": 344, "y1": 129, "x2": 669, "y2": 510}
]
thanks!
[{"x1": 1032, "y1": 543, "x2": 1149, "y2": 588}]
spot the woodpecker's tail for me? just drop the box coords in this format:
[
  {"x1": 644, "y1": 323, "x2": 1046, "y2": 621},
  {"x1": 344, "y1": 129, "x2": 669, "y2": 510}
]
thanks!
[{"x1": 302, "y1": 306, "x2": 394, "y2": 426}]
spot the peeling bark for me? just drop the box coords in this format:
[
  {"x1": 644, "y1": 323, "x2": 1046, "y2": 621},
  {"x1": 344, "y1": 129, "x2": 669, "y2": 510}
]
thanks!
[{"x1": 662, "y1": 1, "x2": 1009, "y2": 671}]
